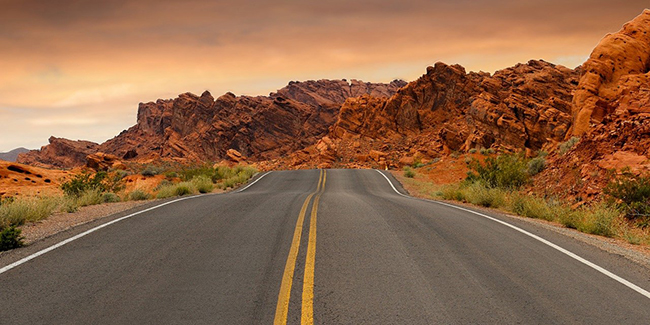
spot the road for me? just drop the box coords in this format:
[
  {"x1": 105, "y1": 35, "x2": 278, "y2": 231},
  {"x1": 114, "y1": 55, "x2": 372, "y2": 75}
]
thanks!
[{"x1": 1, "y1": 169, "x2": 649, "y2": 324}]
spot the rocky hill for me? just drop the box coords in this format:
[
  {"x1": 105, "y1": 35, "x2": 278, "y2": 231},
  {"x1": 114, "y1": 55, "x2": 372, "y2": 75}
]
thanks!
[
  {"x1": 18, "y1": 79, "x2": 405, "y2": 168},
  {"x1": 535, "y1": 9, "x2": 650, "y2": 201},
  {"x1": 286, "y1": 59, "x2": 580, "y2": 168},
  {"x1": 0, "y1": 147, "x2": 30, "y2": 162}
]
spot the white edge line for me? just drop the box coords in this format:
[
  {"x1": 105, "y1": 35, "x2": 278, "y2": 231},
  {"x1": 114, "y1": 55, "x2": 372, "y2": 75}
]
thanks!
[
  {"x1": 375, "y1": 169, "x2": 650, "y2": 300},
  {"x1": 237, "y1": 171, "x2": 271, "y2": 193},
  {"x1": 1, "y1": 171, "x2": 271, "y2": 275},
  {"x1": 0, "y1": 195, "x2": 198, "y2": 275}
]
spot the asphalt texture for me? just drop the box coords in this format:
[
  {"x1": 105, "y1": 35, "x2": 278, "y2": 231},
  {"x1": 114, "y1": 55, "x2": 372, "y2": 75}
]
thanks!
[{"x1": 1, "y1": 169, "x2": 649, "y2": 324}]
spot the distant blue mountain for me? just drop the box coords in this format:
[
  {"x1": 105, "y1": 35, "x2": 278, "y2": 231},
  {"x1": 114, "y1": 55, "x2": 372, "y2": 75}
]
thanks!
[{"x1": 0, "y1": 148, "x2": 30, "y2": 162}]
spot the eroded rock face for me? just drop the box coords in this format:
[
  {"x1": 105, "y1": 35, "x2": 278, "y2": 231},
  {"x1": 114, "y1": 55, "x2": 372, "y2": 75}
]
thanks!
[
  {"x1": 20, "y1": 80, "x2": 405, "y2": 169},
  {"x1": 301, "y1": 60, "x2": 580, "y2": 168},
  {"x1": 571, "y1": 9, "x2": 650, "y2": 136},
  {"x1": 17, "y1": 137, "x2": 99, "y2": 169}
]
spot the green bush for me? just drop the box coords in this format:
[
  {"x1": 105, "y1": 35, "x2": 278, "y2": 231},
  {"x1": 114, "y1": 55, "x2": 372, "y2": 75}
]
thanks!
[
  {"x1": 403, "y1": 167, "x2": 415, "y2": 178},
  {"x1": 128, "y1": 190, "x2": 151, "y2": 201},
  {"x1": 437, "y1": 184, "x2": 466, "y2": 201},
  {"x1": 509, "y1": 193, "x2": 555, "y2": 221},
  {"x1": 76, "y1": 188, "x2": 104, "y2": 207},
  {"x1": 156, "y1": 185, "x2": 177, "y2": 199},
  {"x1": 578, "y1": 205, "x2": 617, "y2": 237},
  {"x1": 464, "y1": 183, "x2": 507, "y2": 208},
  {"x1": 558, "y1": 209, "x2": 584, "y2": 229},
  {"x1": 0, "y1": 197, "x2": 59, "y2": 226},
  {"x1": 102, "y1": 192, "x2": 121, "y2": 203},
  {"x1": 181, "y1": 164, "x2": 216, "y2": 181},
  {"x1": 0, "y1": 225, "x2": 24, "y2": 251},
  {"x1": 527, "y1": 157, "x2": 547, "y2": 176},
  {"x1": 466, "y1": 153, "x2": 529, "y2": 189},
  {"x1": 604, "y1": 171, "x2": 650, "y2": 223},
  {"x1": 469, "y1": 148, "x2": 477, "y2": 154},
  {"x1": 559, "y1": 137, "x2": 580, "y2": 155},
  {"x1": 61, "y1": 172, "x2": 108, "y2": 197},
  {"x1": 141, "y1": 165, "x2": 160, "y2": 177},
  {"x1": 192, "y1": 175, "x2": 214, "y2": 193},
  {"x1": 174, "y1": 182, "x2": 195, "y2": 196}
]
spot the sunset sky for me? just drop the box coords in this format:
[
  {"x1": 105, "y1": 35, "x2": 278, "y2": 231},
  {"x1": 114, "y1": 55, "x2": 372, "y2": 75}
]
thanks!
[{"x1": 0, "y1": 0, "x2": 648, "y2": 152}]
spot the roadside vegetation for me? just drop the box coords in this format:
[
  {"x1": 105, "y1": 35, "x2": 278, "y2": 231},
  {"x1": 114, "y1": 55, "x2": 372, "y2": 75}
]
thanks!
[
  {"x1": 399, "y1": 151, "x2": 650, "y2": 246},
  {"x1": 0, "y1": 163, "x2": 257, "y2": 251}
]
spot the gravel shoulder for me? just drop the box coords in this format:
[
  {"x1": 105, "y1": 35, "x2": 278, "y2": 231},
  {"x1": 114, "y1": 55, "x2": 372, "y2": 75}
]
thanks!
[{"x1": 20, "y1": 201, "x2": 151, "y2": 244}]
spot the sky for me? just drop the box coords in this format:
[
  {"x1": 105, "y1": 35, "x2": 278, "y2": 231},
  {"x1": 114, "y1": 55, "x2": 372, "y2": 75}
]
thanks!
[{"x1": 0, "y1": 0, "x2": 648, "y2": 152}]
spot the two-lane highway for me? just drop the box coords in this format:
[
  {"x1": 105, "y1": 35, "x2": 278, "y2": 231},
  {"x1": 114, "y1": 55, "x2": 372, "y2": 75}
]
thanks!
[{"x1": 1, "y1": 169, "x2": 649, "y2": 324}]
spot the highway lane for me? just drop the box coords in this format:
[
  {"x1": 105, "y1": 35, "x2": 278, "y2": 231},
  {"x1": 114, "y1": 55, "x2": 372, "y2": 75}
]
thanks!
[{"x1": 1, "y1": 169, "x2": 650, "y2": 324}]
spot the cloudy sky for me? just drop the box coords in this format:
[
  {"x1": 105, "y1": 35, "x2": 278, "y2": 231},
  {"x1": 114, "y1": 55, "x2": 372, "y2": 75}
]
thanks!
[{"x1": 0, "y1": 0, "x2": 647, "y2": 152}]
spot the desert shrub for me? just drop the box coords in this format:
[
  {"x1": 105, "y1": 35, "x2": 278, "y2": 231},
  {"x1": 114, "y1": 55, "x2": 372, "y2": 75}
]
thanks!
[
  {"x1": 192, "y1": 175, "x2": 214, "y2": 193},
  {"x1": 181, "y1": 164, "x2": 216, "y2": 181},
  {"x1": 155, "y1": 184, "x2": 176, "y2": 199},
  {"x1": 558, "y1": 208, "x2": 584, "y2": 230},
  {"x1": 464, "y1": 183, "x2": 507, "y2": 208},
  {"x1": 0, "y1": 197, "x2": 59, "y2": 226},
  {"x1": 527, "y1": 157, "x2": 547, "y2": 176},
  {"x1": 102, "y1": 192, "x2": 121, "y2": 203},
  {"x1": 75, "y1": 188, "x2": 104, "y2": 207},
  {"x1": 403, "y1": 167, "x2": 415, "y2": 178},
  {"x1": 479, "y1": 148, "x2": 489, "y2": 155},
  {"x1": 113, "y1": 169, "x2": 129, "y2": 180},
  {"x1": 61, "y1": 172, "x2": 108, "y2": 197},
  {"x1": 128, "y1": 190, "x2": 151, "y2": 201},
  {"x1": 469, "y1": 148, "x2": 477, "y2": 154},
  {"x1": 174, "y1": 182, "x2": 196, "y2": 196},
  {"x1": 0, "y1": 197, "x2": 15, "y2": 206},
  {"x1": 558, "y1": 136, "x2": 580, "y2": 155},
  {"x1": 578, "y1": 205, "x2": 618, "y2": 237},
  {"x1": 450, "y1": 152, "x2": 460, "y2": 159},
  {"x1": 437, "y1": 184, "x2": 466, "y2": 202},
  {"x1": 0, "y1": 225, "x2": 24, "y2": 251},
  {"x1": 164, "y1": 171, "x2": 178, "y2": 179},
  {"x1": 412, "y1": 158, "x2": 425, "y2": 168},
  {"x1": 509, "y1": 193, "x2": 555, "y2": 221},
  {"x1": 141, "y1": 165, "x2": 160, "y2": 177},
  {"x1": 604, "y1": 171, "x2": 650, "y2": 224},
  {"x1": 466, "y1": 153, "x2": 529, "y2": 190}
]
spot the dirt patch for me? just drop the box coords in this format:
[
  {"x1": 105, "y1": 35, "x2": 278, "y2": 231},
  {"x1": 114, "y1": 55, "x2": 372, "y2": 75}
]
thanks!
[{"x1": 19, "y1": 201, "x2": 150, "y2": 244}]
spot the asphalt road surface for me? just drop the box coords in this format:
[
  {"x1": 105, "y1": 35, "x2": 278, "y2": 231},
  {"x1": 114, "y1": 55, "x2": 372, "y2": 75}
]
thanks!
[{"x1": 1, "y1": 169, "x2": 650, "y2": 324}]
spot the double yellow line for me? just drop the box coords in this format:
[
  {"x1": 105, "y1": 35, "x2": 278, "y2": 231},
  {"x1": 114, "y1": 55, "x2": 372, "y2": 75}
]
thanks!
[{"x1": 274, "y1": 169, "x2": 326, "y2": 325}]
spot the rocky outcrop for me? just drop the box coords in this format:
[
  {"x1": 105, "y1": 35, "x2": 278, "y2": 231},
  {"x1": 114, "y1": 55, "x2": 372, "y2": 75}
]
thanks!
[
  {"x1": 571, "y1": 9, "x2": 650, "y2": 136},
  {"x1": 100, "y1": 79, "x2": 404, "y2": 162},
  {"x1": 20, "y1": 79, "x2": 405, "y2": 169},
  {"x1": 17, "y1": 137, "x2": 99, "y2": 169},
  {"x1": 86, "y1": 152, "x2": 126, "y2": 171},
  {"x1": 287, "y1": 59, "x2": 580, "y2": 168}
]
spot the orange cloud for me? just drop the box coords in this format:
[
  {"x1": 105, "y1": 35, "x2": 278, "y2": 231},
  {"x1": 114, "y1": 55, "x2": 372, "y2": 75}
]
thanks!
[{"x1": 0, "y1": 0, "x2": 648, "y2": 151}]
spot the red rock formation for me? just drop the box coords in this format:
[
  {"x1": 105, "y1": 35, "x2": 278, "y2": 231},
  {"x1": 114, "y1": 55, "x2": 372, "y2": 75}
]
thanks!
[
  {"x1": 571, "y1": 9, "x2": 650, "y2": 136},
  {"x1": 17, "y1": 137, "x2": 99, "y2": 169},
  {"x1": 286, "y1": 59, "x2": 579, "y2": 169},
  {"x1": 86, "y1": 152, "x2": 126, "y2": 171},
  {"x1": 20, "y1": 79, "x2": 405, "y2": 169},
  {"x1": 534, "y1": 10, "x2": 650, "y2": 201}
]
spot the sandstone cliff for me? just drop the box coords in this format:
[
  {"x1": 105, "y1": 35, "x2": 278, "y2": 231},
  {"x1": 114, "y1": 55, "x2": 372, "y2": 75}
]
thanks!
[
  {"x1": 571, "y1": 9, "x2": 650, "y2": 136},
  {"x1": 287, "y1": 59, "x2": 580, "y2": 168},
  {"x1": 17, "y1": 137, "x2": 99, "y2": 169},
  {"x1": 18, "y1": 79, "x2": 405, "y2": 168}
]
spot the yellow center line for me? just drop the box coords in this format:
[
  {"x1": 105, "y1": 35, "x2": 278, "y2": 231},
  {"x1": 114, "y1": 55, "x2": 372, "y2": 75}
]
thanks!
[
  {"x1": 274, "y1": 169, "x2": 323, "y2": 325},
  {"x1": 302, "y1": 170, "x2": 325, "y2": 324}
]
